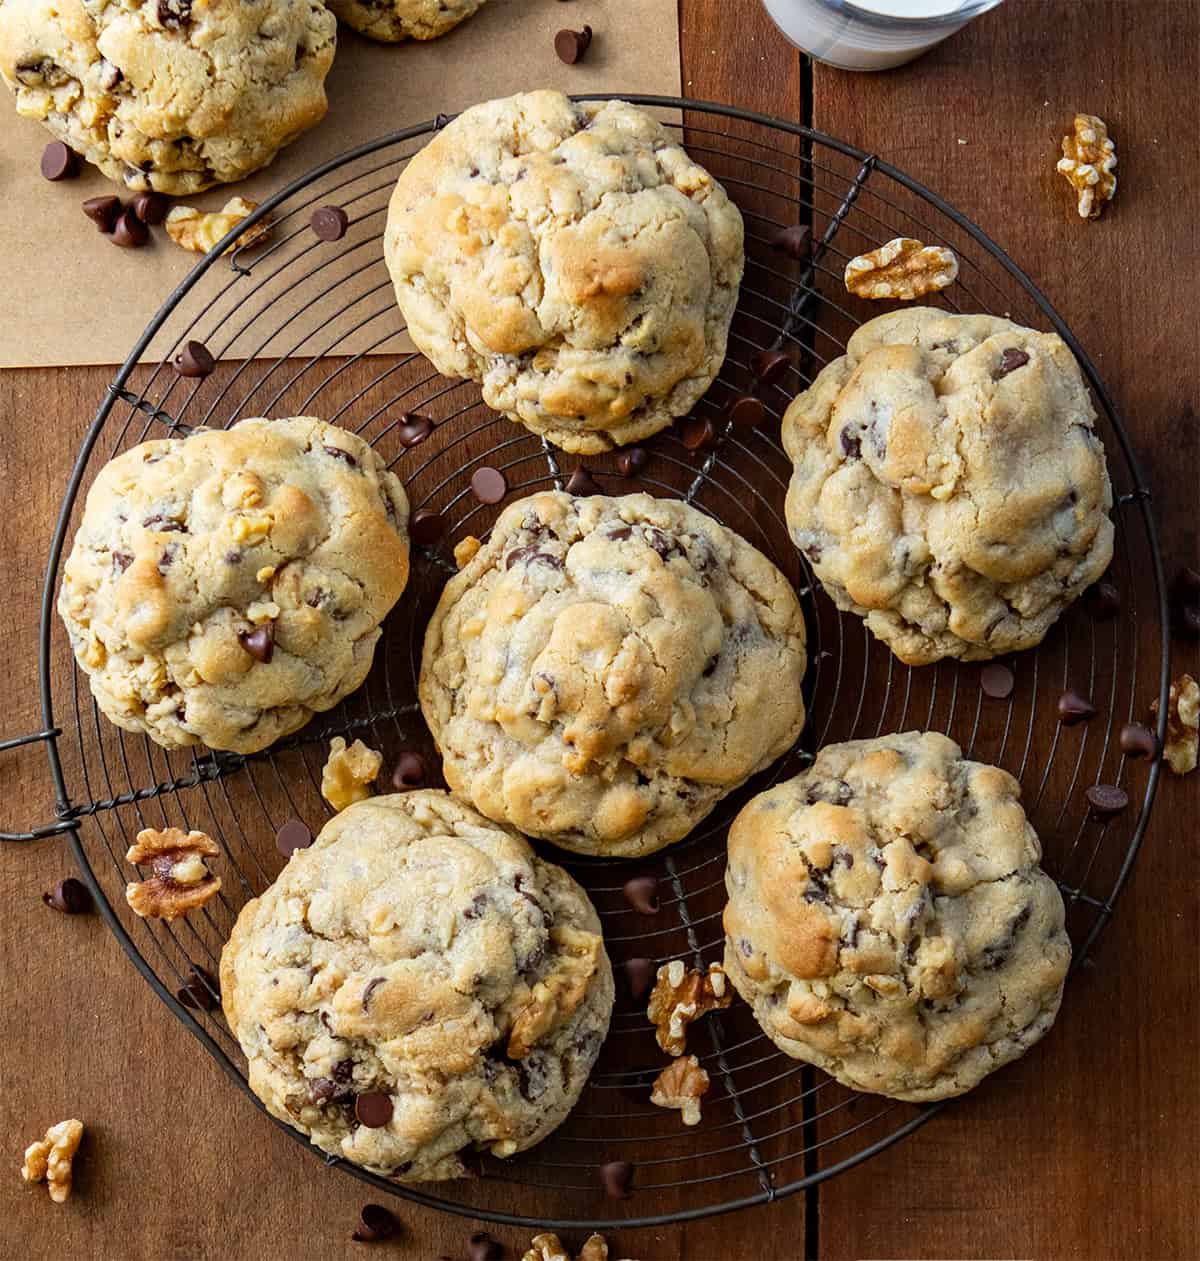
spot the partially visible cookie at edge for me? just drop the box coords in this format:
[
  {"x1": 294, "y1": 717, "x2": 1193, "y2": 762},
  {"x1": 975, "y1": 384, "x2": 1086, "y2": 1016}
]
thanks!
[
  {"x1": 722, "y1": 730, "x2": 1071, "y2": 1102},
  {"x1": 328, "y1": 0, "x2": 486, "y2": 42}
]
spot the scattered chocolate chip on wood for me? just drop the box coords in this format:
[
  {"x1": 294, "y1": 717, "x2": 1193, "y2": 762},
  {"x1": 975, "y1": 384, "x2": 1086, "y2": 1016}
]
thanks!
[
  {"x1": 622, "y1": 956, "x2": 657, "y2": 1002},
  {"x1": 769, "y1": 223, "x2": 812, "y2": 260},
  {"x1": 1085, "y1": 783, "x2": 1129, "y2": 817},
  {"x1": 176, "y1": 965, "x2": 220, "y2": 1011},
  {"x1": 1119, "y1": 722, "x2": 1158, "y2": 759},
  {"x1": 680, "y1": 416, "x2": 720, "y2": 452},
  {"x1": 566, "y1": 466, "x2": 601, "y2": 496},
  {"x1": 1171, "y1": 566, "x2": 1200, "y2": 638},
  {"x1": 276, "y1": 817, "x2": 313, "y2": 858},
  {"x1": 82, "y1": 195, "x2": 123, "y2": 233},
  {"x1": 352, "y1": 1204, "x2": 400, "y2": 1243},
  {"x1": 1057, "y1": 689, "x2": 1096, "y2": 725},
  {"x1": 470, "y1": 466, "x2": 508, "y2": 505},
  {"x1": 111, "y1": 206, "x2": 149, "y2": 248},
  {"x1": 355, "y1": 1092, "x2": 394, "y2": 1128},
  {"x1": 397, "y1": 412, "x2": 434, "y2": 448},
  {"x1": 311, "y1": 204, "x2": 350, "y2": 241},
  {"x1": 40, "y1": 140, "x2": 79, "y2": 182},
  {"x1": 599, "y1": 1159, "x2": 634, "y2": 1199},
  {"x1": 131, "y1": 190, "x2": 169, "y2": 225},
  {"x1": 751, "y1": 347, "x2": 791, "y2": 385},
  {"x1": 174, "y1": 339, "x2": 216, "y2": 378},
  {"x1": 410, "y1": 508, "x2": 447, "y2": 545},
  {"x1": 622, "y1": 875, "x2": 659, "y2": 915},
  {"x1": 391, "y1": 751, "x2": 427, "y2": 789},
  {"x1": 467, "y1": 1231, "x2": 503, "y2": 1261},
  {"x1": 728, "y1": 394, "x2": 767, "y2": 428},
  {"x1": 42, "y1": 878, "x2": 92, "y2": 915},
  {"x1": 1085, "y1": 579, "x2": 1121, "y2": 620},
  {"x1": 617, "y1": 446, "x2": 648, "y2": 477},
  {"x1": 238, "y1": 622, "x2": 275, "y2": 664},
  {"x1": 980, "y1": 662, "x2": 1014, "y2": 700},
  {"x1": 555, "y1": 23, "x2": 592, "y2": 63}
]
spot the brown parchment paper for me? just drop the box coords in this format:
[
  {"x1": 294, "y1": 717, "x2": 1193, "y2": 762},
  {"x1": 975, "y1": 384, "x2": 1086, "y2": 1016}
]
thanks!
[{"x1": 0, "y1": 0, "x2": 680, "y2": 369}]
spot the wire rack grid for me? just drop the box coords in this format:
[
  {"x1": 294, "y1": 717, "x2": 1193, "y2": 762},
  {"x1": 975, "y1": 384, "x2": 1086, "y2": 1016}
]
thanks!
[{"x1": 1, "y1": 96, "x2": 1171, "y2": 1231}]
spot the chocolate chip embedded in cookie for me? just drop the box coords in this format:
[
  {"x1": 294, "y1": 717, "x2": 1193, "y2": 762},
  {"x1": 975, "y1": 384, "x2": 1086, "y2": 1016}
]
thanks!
[
  {"x1": 328, "y1": 0, "x2": 487, "y2": 43},
  {"x1": 219, "y1": 791, "x2": 614, "y2": 1180},
  {"x1": 0, "y1": 0, "x2": 335, "y2": 194},
  {"x1": 722, "y1": 731, "x2": 1071, "y2": 1102},
  {"x1": 782, "y1": 307, "x2": 1114, "y2": 664},
  {"x1": 57, "y1": 417, "x2": 409, "y2": 754},
  {"x1": 384, "y1": 91, "x2": 745, "y2": 454},
  {"x1": 419, "y1": 491, "x2": 807, "y2": 857}
]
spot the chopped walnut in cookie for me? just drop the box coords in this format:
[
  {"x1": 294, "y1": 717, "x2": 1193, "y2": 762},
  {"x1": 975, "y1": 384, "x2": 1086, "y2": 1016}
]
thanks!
[
  {"x1": 20, "y1": 1119, "x2": 83, "y2": 1204},
  {"x1": 166, "y1": 197, "x2": 273, "y2": 255},
  {"x1": 1152, "y1": 673, "x2": 1198, "y2": 775},
  {"x1": 647, "y1": 960, "x2": 732, "y2": 1056},
  {"x1": 844, "y1": 237, "x2": 958, "y2": 301},
  {"x1": 523, "y1": 1234, "x2": 638, "y2": 1261},
  {"x1": 651, "y1": 1053, "x2": 710, "y2": 1125},
  {"x1": 454, "y1": 535, "x2": 482, "y2": 568},
  {"x1": 321, "y1": 737, "x2": 383, "y2": 811},
  {"x1": 506, "y1": 926, "x2": 603, "y2": 1058},
  {"x1": 1057, "y1": 114, "x2": 1117, "y2": 220},
  {"x1": 125, "y1": 827, "x2": 221, "y2": 920}
]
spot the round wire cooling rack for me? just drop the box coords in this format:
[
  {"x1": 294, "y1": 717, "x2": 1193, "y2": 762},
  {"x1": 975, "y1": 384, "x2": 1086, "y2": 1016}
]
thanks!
[{"x1": 3, "y1": 95, "x2": 1171, "y2": 1231}]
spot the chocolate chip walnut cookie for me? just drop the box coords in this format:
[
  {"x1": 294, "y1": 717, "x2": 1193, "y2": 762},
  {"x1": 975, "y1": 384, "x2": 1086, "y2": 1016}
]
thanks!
[
  {"x1": 723, "y1": 731, "x2": 1070, "y2": 1101},
  {"x1": 782, "y1": 308, "x2": 1113, "y2": 664},
  {"x1": 420, "y1": 492, "x2": 808, "y2": 858},
  {"x1": 57, "y1": 417, "x2": 409, "y2": 754},
  {"x1": 384, "y1": 90, "x2": 745, "y2": 453},
  {"x1": 0, "y1": 0, "x2": 335, "y2": 194},
  {"x1": 328, "y1": 0, "x2": 486, "y2": 43},
  {"x1": 220, "y1": 791, "x2": 614, "y2": 1180}
]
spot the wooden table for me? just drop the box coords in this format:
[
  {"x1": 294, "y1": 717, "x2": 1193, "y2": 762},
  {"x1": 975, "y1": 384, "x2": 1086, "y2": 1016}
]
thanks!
[{"x1": 1, "y1": 1, "x2": 1196, "y2": 1257}]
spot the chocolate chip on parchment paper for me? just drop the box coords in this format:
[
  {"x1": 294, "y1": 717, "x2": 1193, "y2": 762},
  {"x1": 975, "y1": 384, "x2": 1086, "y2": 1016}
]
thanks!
[
  {"x1": 555, "y1": 24, "x2": 592, "y2": 64},
  {"x1": 40, "y1": 141, "x2": 79, "y2": 182},
  {"x1": 83, "y1": 195, "x2": 123, "y2": 233},
  {"x1": 174, "y1": 339, "x2": 216, "y2": 378},
  {"x1": 131, "y1": 190, "x2": 169, "y2": 225},
  {"x1": 311, "y1": 204, "x2": 350, "y2": 241},
  {"x1": 111, "y1": 207, "x2": 149, "y2": 248}
]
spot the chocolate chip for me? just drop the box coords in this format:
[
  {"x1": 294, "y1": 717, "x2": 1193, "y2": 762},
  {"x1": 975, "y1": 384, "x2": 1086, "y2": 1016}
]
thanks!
[
  {"x1": 397, "y1": 413, "x2": 434, "y2": 448},
  {"x1": 174, "y1": 340, "x2": 215, "y2": 378},
  {"x1": 40, "y1": 141, "x2": 79, "y2": 182},
  {"x1": 617, "y1": 446, "x2": 648, "y2": 477},
  {"x1": 680, "y1": 416, "x2": 719, "y2": 452},
  {"x1": 157, "y1": 0, "x2": 191, "y2": 26},
  {"x1": 1119, "y1": 723, "x2": 1158, "y2": 759},
  {"x1": 176, "y1": 965, "x2": 220, "y2": 1011},
  {"x1": 470, "y1": 466, "x2": 507, "y2": 504},
  {"x1": 769, "y1": 223, "x2": 812, "y2": 260},
  {"x1": 130, "y1": 190, "x2": 169, "y2": 225},
  {"x1": 566, "y1": 466, "x2": 600, "y2": 496},
  {"x1": 1057, "y1": 689, "x2": 1096, "y2": 725},
  {"x1": 410, "y1": 508, "x2": 447, "y2": 545},
  {"x1": 276, "y1": 818, "x2": 313, "y2": 857},
  {"x1": 555, "y1": 24, "x2": 592, "y2": 63},
  {"x1": 1085, "y1": 579, "x2": 1121, "y2": 620},
  {"x1": 311, "y1": 205, "x2": 349, "y2": 241},
  {"x1": 729, "y1": 394, "x2": 766, "y2": 428},
  {"x1": 599, "y1": 1159, "x2": 634, "y2": 1199},
  {"x1": 362, "y1": 977, "x2": 386, "y2": 1011},
  {"x1": 751, "y1": 348, "x2": 791, "y2": 384},
  {"x1": 82, "y1": 195, "x2": 123, "y2": 232},
  {"x1": 42, "y1": 878, "x2": 92, "y2": 915},
  {"x1": 352, "y1": 1204, "x2": 399, "y2": 1243},
  {"x1": 839, "y1": 426, "x2": 862, "y2": 459},
  {"x1": 622, "y1": 956, "x2": 656, "y2": 1002},
  {"x1": 622, "y1": 875, "x2": 659, "y2": 915},
  {"x1": 466, "y1": 1232, "x2": 503, "y2": 1261},
  {"x1": 238, "y1": 622, "x2": 274, "y2": 664},
  {"x1": 111, "y1": 207, "x2": 149, "y2": 248},
  {"x1": 391, "y1": 751, "x2": 426, "y2": 789},
  {"x1": 980, "y1": 663, "x2": 1014, "y2": 699},
  {"x1": 994, "y1": 348, "x2": 1030, "y2": 379},
  {"x1": 1085, "y1": 784, "x2": 1128, "y2": 817},
  {"x1": 324, "y1": 444, "x2": 358, "y2": 466},
  {"x1": 355, "y1": 1091, "x2": 393, "y2": 1128}
]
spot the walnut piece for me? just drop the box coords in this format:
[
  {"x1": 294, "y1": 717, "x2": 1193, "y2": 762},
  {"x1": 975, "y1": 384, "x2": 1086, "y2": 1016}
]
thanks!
[
  {"x1": 844, "y1": 236, "x2": 958, "y2": 301},
  {"x1": 1057, "y1": 114, "x2": 1117, "y2": 220},
  {"x1": 647, "y1": 960, "x2": 732, "y2": 1056},
  {"x1": 125, "y1": 827, "x2": 221, "y2": 920},
  {"x1": 1152, "y1": 673, "x2": 1198, "y2": 775},
  {"x1": 321, "y1": 737, "x2": 383, "y2": 811},
  {"x1": 650, "y1": 1053, "x2": 710, "y2": 1126},
  {"x1": 506, "y1": 925, "x2": 602, "y2": 1059},
  {"x1": 523, "y1": 1234, "x2": 637, "y2": 1261},
  {"x1": 454, "y1": 535, "x2": 482, "y2": 568},
  {"x1": 21, "y1": 1119, "x2": 83, "y2": 1204},
  {"x1": 165, "y1": 196, "x2": 272, "y2": 255}
]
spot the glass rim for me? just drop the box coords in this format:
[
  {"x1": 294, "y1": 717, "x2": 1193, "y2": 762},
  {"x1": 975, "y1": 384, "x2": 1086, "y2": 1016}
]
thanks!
[{"x1": 839, "y1": 0, "x2": 1003, "y2": 26}]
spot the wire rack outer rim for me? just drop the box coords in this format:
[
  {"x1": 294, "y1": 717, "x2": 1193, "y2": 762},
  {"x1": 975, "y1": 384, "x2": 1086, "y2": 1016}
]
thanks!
[{"x1": 20, "y1": 94, "x2": 1173, "y2": 1232}]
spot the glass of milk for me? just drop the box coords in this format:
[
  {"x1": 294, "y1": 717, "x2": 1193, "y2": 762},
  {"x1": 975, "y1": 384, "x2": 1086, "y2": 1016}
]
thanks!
[{"x1": 761, "y1": 0, "x2": 1005, "y2": 71}]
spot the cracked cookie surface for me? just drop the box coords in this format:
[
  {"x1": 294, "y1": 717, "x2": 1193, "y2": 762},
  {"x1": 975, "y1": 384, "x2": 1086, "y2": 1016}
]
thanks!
[
  {"x1": 384, "y1": 90, "x2": 745, "y2": 453},
  {"x1": 420, "y1": 491, "x2": 807, "y2": 858},
  {"x1": 0, "y1": 0, "x2": 336, "y2": 194},
  {"x1": 782, "y1": 308, "x2": 1113, "y2": 664},
  {"x1": 722, "y1": 731, "x2": 1070, "y2": 1101},
  {"x1": 328, "y1": 0, "x2": 485, "y2": 42},
  {"x1": 58, "y1": 417, "x2": 409, "y2": 754},
  {"x1": 220, "y1": 791, "x2": 614, "y2": 1180}
]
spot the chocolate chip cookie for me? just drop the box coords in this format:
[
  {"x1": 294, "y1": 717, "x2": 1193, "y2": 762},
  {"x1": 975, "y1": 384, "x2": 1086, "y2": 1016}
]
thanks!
[
  {"x1": 58, "y1": 417, "x2": 409, "y2": 753},
  {"x1": 723, "y1": 731, "x2": 1070, "y2": 1101},
  {"x1": 328, "y1": 0, "x2": 485, "y2": 43},
  {"x1": 782, "y1": 308, "x2": 1113, "y2": 664},
  {"x1": 0, "y1": 0, "x2": 335, "y2": 194},
  {"x1": 220, "y1": 791, "x2": 614, "y2": 1180},
  {"x1": 420, "y1": 492, "x2": 808, "y2": 857},
  {"x1": 384, "y1": 90, "x2": 745, "y2": 453}
]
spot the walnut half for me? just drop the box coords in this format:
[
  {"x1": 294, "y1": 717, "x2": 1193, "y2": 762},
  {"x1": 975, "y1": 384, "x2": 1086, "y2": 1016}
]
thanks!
[
  {"x1": 523, "y1": 1234, "x2": 637, "y2": 1261},
  {"x1": 21, "y1": 1119, "x2": 83, "y2": 1204},
  {"x1": 125, "y1": 827, "x2": 221, "y2": 920},
  {"x1": 647, "y1": 960, "x2": 732, "y2": 1056},
  {"x1": 165, "y1": 196, "x2": 273, "y2": 255},
  {"x1": 1057, "y1": 114, "x2": 1117, "y2": 220},
  {"x1": 1152, "y1": 673, "x2": 1198, "y2": 776},
  {"x1": 321, "y1": 737, "x2": 383, "y2": 812},
  {"x1": 844, "y1": 236, "x2": 958, "y2": 301},
  {"x1": 651, "y1": 1053, "x2": 710, "y2": 1125}
]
